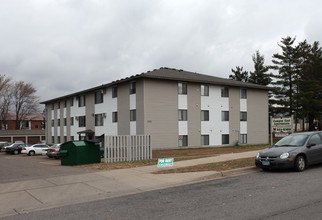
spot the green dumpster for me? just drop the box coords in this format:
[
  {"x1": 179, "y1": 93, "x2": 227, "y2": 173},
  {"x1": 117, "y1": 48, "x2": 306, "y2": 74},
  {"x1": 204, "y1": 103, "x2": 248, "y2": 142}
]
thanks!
[{"x1": 60, "y1": 140, "x2": 101, "y2": 165}]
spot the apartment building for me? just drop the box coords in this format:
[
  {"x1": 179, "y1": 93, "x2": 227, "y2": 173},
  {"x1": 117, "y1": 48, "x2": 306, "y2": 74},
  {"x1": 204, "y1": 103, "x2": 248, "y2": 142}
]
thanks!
[{"x1": 41, "y1": 67, "x2": 269, "y2": 149}]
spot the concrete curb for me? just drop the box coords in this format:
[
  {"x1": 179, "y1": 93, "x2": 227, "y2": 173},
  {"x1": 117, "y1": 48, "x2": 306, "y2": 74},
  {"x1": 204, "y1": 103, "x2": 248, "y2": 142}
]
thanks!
[{"x1": 199, "y1": 166, "x2": 259, "y2": 181}]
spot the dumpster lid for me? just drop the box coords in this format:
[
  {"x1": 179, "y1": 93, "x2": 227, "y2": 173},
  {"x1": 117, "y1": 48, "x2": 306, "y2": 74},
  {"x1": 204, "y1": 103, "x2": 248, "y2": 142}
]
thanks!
[{"x1": 77, "y1": 129, "x2": 94, "y2": 135}]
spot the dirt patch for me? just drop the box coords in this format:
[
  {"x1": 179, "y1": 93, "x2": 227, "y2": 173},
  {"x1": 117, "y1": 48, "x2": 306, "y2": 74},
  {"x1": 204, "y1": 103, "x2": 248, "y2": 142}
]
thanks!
[
  {"x1": 77, "y1": 145, "x2": 267, "y2": 171},
  {"x1": 153, "y1": 157, "x2": 254, "y2": 174}
]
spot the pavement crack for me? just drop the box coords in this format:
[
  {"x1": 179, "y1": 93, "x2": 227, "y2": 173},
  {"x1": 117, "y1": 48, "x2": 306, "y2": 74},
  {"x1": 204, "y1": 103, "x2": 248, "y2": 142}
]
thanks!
[{"x1": 25, "y1": 190, "x2": 45, "y2": 204}]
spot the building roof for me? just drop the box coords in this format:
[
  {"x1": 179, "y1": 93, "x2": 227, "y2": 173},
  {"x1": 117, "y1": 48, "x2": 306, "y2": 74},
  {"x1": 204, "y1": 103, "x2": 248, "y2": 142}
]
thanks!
[
  {"x1": 41, "y1": 67, "x2": 269, "y2": 104},
  {"x1": 4, "y1": 113, "x2": 44, "y2": 121}
]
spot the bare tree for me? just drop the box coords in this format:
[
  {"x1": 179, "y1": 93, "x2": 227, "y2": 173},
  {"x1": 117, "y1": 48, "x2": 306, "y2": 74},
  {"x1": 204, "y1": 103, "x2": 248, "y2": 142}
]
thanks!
[
  {"x1": 0, "y1": 75, "x2": 12, "y2": 130},
  {"x1": 12, "y1": 81, "x2": 40, "y2": 130}
]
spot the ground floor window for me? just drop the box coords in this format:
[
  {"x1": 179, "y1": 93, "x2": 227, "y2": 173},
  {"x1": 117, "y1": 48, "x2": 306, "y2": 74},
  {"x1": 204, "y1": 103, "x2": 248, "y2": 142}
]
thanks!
[
  {"x1": 201, "y1": 135, "x2": 209, "y2": 145},
  {"x1": 179, "y1": 135, "x2": 188, "y2": 147},
  {"x1": 240, "y1": 134, "x2": 247, "y2": 144},
  {"x1": 222, "y1": 134, "x2": 229, "y2": 145}
]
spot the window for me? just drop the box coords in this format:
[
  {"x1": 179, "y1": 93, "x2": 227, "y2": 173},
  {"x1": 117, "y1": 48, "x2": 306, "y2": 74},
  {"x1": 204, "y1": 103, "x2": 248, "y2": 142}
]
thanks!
[
  {"x1": 57, "y1": 102, "x2": 60, "y2": 109},
  {"x1": 112, "y1": 112, "x2": 118, "y2": 123},
  {"x1": 130, "y1": 82, "x2": 136, "y2": 94},
  {"x1": 221, "y1": 87, "x2": 229, "y2": 97},
  {"x1": 221, "y1": 111, "x2": 229, "y2": 121},
  {"x1": 57, "y1": 136, "x2": 61, "y2": 143},
  {"x1": 57, "y1": 119, "x2": 60, "y2": 126},
  {"x1": 95, "y1": 114, "x2": 104, "y2": 126},
  {"x1": 179, "y1": 135, "x2": 188, "y2": 147},
  {"x1": 95, "y1": 90, "x2": 104, "y2": 104},
  {"x1": 201, "y1": 135, "x2": 209, "y2": 145},
  {"x1": 64, "y1": 136, "x2": 67, "y2": 143},
  {"x1": 63, "y1": 118, "x2": 67, "y2": 126},
  {"x1": 178, "y1": 82, "x2": 187, "y2": 94},
  {"x1": 240, "y1": 88, "x2": 247, "y2": 99},
  {"x1": 78, "y1": 95, "x2": 86, "y2": 107},
  {"x1": 63, "y1": 100, "x2": 67, "y2": 108},
  {"x1": 51, "y1": 120, "x2": 54, "y2": 127},
  {"x1": 52, "y1": 136, "x2": 54, "y2": 143},
  {"x1": 35, "y1": 125, "x2": 39, "y2": 129},
  {"x1": 222, "y1": 134, "x2": 229, "y2": 145},
  {"x1": 201, "y1": 110, "x2": 209, "y2": 121},
  {"x1": 112, "y1": 87, "x2": 117, "y2": 98},
  {"x1": 240, "y1": 112, "x2": 247, "y2": 121},
  {"x1": 201, "y1": 85, "x2": 209, "y2": 96},
  {"x1": 78, "y1": 116, "x2": 86, "y2": 127},
  {"x1": 240, "y1": 134, "x2": 247, "y2": 144},
  {"x1": 70, "y1": 117, "x2": 74, "y2": 126},
  {"x1": 130, "y1": 110, "x2": 136, "y2": 121},
  {"x1": 178, "y1": 110, "x2": 188, "y2": 121},
  {"x1": 308, "y1": 134, "x2": 322, "y2": 145},
  {"x1": 70, "y1": 98, "x2": 74, "y2": 107},
  {"x1": 21, "y1": 121, "x2": 29, "y2": 129},
  {"x1": 51, "y1": 103, "x2": 54, "y2": 110}
]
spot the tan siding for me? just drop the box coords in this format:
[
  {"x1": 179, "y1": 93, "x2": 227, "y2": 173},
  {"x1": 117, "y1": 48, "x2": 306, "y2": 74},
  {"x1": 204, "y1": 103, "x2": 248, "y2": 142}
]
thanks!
[
  {"x1": 118, "y1": 83, "x2": 130, "y2": 135},
  {"x1": 229, "y1": 87, "x2": 240, "y2": 145},
  {"x1": 188, "y1": 83, "x2": 201, "y2": 147},
  {"x1": 46, "y1": 105, "x2": 52, "y2": 144},
  {"x1": 136, "y1": 79, "x2": 144, "y2": 134},
  {"x1": 59, "y1": 101, "x2": 64, "y2": 142},
  {"x1": 144, "y1": 79, "x2": 178, "y2": 149},
  {"x1": 66, "y1": 99, "x2": 71, "y2": 141},
  {"x1": 248, "y1": 89, "x2": 269, "y2": 144},
  {"x1": 86, "y1": 94, "x2": 95, "y2": 135}
]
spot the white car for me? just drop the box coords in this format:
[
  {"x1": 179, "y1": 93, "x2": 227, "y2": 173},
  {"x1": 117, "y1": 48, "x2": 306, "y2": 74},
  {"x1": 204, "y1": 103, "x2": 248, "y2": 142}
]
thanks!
[{"x1": 21, "y1": 144, "x2": 49, "y2": 156}]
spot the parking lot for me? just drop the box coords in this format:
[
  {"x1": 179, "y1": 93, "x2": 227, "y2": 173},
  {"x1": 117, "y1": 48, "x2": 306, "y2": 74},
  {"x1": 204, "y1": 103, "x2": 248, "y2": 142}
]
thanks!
[{"x1": 0, "y1": 152, "x2": 98, "y2": 184}]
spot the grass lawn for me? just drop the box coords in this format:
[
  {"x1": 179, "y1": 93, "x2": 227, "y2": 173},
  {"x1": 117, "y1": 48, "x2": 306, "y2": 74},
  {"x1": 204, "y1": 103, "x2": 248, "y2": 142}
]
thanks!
[{"x1": 77, "y1": 144, "x2": 268, "y2": 172}]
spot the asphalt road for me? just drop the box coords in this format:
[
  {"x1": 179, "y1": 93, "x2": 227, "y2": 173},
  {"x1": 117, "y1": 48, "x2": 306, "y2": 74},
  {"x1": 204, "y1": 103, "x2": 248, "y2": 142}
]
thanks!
[
  {"x1": 0, "y1": 152, "x2": 97, "y2": 184},
  {"x1": 2, "y1": 164, "x2": 322, "y2": 220}
]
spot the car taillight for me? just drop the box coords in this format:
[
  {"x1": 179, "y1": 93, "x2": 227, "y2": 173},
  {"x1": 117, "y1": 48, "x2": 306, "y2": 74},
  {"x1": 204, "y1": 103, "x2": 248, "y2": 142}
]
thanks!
[
  {"x1": 23, "y1": 148, "x2": 26, "y2": 150},
  {"x1": 51, "y1": 149, "x2": 56, "y2": 152}
]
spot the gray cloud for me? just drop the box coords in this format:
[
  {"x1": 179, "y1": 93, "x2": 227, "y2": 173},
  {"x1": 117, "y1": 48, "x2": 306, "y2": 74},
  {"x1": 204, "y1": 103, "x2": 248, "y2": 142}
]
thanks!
[{"x1": 0, "y1": 0, "x2": 321, "y2": 102}]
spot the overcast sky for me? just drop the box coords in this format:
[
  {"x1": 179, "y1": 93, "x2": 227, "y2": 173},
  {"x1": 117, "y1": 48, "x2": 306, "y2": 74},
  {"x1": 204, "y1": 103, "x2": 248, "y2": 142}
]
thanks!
[{"x1": 0, "y1": 0, "x2": 321, "y2": 102}]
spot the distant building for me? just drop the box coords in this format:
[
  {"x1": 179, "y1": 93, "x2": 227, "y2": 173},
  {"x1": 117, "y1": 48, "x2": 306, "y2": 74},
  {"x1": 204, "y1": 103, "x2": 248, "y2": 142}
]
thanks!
[
  {"x1": 0, "y1": 113, "x2": 45, "y2": 144},
  {"x1": 41, "y1": 67, "x2": 269, "y2": 149}
]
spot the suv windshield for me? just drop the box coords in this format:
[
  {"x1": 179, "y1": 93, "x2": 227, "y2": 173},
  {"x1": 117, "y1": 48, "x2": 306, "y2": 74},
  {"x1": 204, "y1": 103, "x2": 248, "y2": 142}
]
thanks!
[{"x1": 275, "y1": 134, "x2": 309, "y2": 147}]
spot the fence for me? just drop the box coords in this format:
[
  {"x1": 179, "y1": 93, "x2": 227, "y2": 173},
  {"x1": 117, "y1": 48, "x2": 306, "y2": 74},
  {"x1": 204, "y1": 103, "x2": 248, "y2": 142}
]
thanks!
[{"x1": 104, "y1": 135, "x2": 152, "y2": 163}]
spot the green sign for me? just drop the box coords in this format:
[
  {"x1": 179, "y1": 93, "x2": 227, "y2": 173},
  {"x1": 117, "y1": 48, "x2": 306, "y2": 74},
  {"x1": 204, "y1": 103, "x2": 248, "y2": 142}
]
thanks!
[{"x1": 157, "y1": 158, "x2": 174, "y2": 168}]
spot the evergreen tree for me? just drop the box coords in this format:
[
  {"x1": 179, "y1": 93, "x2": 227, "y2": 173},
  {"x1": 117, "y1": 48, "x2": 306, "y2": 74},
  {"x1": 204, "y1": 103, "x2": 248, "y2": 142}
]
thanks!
[
  {"x1": 229, "y1": 66, "x2": 249, "y2": 82},
  {"x1": 296, "y1": 40, "x2": 322, "y2": 130},
  {"x1": 249, "y1": 50, "x2": 272, "y2": 85},
  {"x1": 271, "y1": 36, "x2": 299, "y2": 116}
]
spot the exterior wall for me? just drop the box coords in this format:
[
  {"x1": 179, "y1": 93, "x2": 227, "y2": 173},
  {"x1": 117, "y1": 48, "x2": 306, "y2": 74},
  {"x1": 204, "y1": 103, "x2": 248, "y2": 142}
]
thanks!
[
  {"x1": 187, "y1": 83, "x2": 201, "y2": 147},
  {"x1": 136, "y1": 79, "x2": 144, "y2": 135},
  {"x1": 229, "y1": 87, "x2": 240, "y2": 145},
  {"x1": 85, "y1": 94, "x2": 95, "y2": 135},
  {"x1": 118, "y1": 83, "x2": 130, "y2": 135},
  {"x1": 143, "y1": 78, "x2": 178, "y2": 149},
  {"x1": 0, "y1": 130, "x2": 46, "y2": 144},
  {"x1": 247, "y1": 89, "x2": 269, "y2": 144},
  {"x1": 201, "y1": 85, "x2": 229, "y2": 146}
]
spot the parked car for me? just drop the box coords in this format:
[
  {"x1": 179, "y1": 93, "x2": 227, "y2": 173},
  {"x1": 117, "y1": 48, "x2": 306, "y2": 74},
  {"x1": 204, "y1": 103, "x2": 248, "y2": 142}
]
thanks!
[
  {"x1": 5, "y1": 143, "x2": 29, "y2": 155},
  {"x1": 21, "y1": 144, "x2": 49, "y2": 156},
  {"x1": 0, "y1": 141, "x2": 10, "y2": 152},
  {"x1": 46, "y1": 144, "x2": 61, "y2": 159},
  {"x1": 255, "y1": 131, "x2": 322, "y2": 172}
]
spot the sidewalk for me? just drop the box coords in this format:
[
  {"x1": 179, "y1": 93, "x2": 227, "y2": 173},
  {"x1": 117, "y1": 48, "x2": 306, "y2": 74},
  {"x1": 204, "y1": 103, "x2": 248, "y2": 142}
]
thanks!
[{"x1": 0, "y1": 150, "x2": 259, "y2": 218}]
